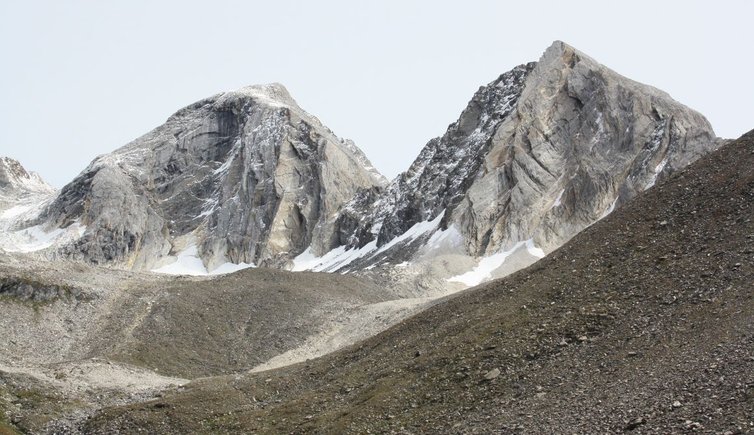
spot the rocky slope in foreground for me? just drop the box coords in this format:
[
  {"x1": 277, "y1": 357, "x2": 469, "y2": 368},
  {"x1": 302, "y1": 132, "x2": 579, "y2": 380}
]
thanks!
[{"x1": 84, "y1": 131, "x2": 753, "y2": 433}]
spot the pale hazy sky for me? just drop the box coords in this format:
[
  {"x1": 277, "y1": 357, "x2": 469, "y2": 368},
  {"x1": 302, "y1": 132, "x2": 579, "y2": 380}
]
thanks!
[{"x1": 1, "y1": 1, "x2": 752, "y2": 187}]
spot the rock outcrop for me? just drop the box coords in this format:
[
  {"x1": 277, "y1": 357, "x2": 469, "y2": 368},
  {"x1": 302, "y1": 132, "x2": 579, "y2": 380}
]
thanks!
[{"x1": 36, "y1": 84, "x2": 385, "y2": 270}]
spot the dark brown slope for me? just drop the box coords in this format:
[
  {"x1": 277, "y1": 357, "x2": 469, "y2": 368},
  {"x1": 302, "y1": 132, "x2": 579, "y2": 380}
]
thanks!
[{"x1": 86, "y1": 132, "x2": 754, "y2": 434}]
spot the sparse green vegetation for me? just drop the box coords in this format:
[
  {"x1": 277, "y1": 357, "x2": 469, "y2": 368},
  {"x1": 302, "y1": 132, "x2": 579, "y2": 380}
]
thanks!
[
  {"x1": 0, "y1": 391, "x2": 20, "y2": 435},
  {"x1": 0, "y1": 420, "x2": 21, "y2": 435}
]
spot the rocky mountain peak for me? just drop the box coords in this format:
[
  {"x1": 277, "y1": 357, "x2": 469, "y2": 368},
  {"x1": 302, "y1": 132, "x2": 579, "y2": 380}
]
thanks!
[
  {"x1": 0, "y1": 157, "x2": 54, "y2": 195},
  {"x1": 310, "y1": 40, "x2": 721, "y2": 285},
  {"x1": 20, "y1": 83, "x2": 386, "y2": 271}
]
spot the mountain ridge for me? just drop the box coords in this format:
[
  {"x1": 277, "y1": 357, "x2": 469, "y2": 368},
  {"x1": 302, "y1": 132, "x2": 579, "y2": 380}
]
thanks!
[{"x1": 0, "y1": 41, "x2": 723, "y2": 292}]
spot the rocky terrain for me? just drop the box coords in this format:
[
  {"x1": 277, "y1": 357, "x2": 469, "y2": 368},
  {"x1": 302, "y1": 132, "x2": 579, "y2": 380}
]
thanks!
[
  {"x1": 0, "y1": 41, "x2": 745, "y2": 434},
  {"x1": 0, "y1": 252, "x2": 437, "y2": 433},
  {"x1": 80, "y1": 130, "x2": 753, "y2": 434}
]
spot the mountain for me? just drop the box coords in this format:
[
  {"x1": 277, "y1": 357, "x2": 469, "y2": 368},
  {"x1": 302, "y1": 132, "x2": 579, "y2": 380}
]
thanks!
[
  {"x1": 83, "y1": 130, "x2": 753, "y2": 434},
  {"x1": 0, "y1": 157, "x2": 59, "y2": 253},
  {"x1": 31, "y1": 84, "x2": 385, "y2": 271},
  {"x1": 0, "y1": 42, "x2": 721, "y2": 286},
  {"x1": 0, "y1": 41, "x2": 744, "y2": 434},
  {"x1": 0, "y1": 157, "x2": 53, "y2": 199},
  {"x1": 306, "y1": 41, "x2": 721, "y2": 284}
]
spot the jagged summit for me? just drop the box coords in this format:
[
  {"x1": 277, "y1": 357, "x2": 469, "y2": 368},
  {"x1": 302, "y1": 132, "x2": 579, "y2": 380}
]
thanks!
[{"x1": 0, "y1": 157, "x2": 54, "y2": 195}]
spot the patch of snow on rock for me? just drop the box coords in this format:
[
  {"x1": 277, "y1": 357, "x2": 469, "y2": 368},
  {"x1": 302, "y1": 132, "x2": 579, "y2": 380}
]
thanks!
[
  {"x1": 292, "y1": 212, "x2": 445, "y2": 272},
  {"x1": 552, "y1": 189, "x2": 565, "y2": 208},
  {"x1": 151, "y1": 244, "x2": 208, "y2": 276},
  {"x1": 645, "y1": 156, "x2": 670, "y2": 190},
  {"x1": 151, "y1": 244, "x2": 256, "y2": 276},
  {"x1": 448, "y1": 239, "x2": 545, "y2": 287},
  {"x1": 2, "y1": 221, "x2": 86, "y2": 253}
]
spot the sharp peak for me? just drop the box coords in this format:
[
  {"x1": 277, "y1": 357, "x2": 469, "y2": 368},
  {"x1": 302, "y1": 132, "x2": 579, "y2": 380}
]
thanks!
[
  {"x1": 537, "y1": 40, "x2": 597, "y2": 68},
  {"x1": 547, "y1": 40, "x2": 577, "y2": 51},
  {"x1": 534, "y1": 40, "x2": 684, "y2": 104},
  {"x1": 0, "y1": 156, "x2": 27, "y2": 173},
  {"x1": 0, "y1": 156, "x2": 53, "y2": 191}
]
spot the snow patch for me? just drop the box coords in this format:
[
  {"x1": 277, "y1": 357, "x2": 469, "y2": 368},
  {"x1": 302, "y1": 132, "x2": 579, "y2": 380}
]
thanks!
[
  {"x1": 291, "y1": 240, "x2": 379, "y2": 272},
  {"x1": 600, "y1": 196, "x2": 619, "y2": 219},
  {"x1": 1, "y1": 203, "x2": 35, "y2": 220},
  {"x1": 448, "y1": 239, "x2": 545, "y2": 287},
  {"x1": 2, "y1": 222, "x2": 86, "y2": 253},
  {"x1": 552, "y1": 189, "x2": 565, "y2": 208},
  {"x1": 645, "y1": 156, "x2": 669, "y2": 190},
  {"x1": 151, "y1": 244, "x2": 255, "y2": 276},
  {"x1": 374, "y1": 212, "x2": 444, "y2": 256},
  {"x1": 151, "y1": 244, "x2": 208, "y2": 276},
  {"x1": 292, "y1": 213, "x2": 445, "y2": 272}
]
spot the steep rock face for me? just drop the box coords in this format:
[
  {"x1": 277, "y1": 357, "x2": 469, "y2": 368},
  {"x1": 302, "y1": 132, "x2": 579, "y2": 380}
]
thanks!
[
  {"x1": 39, "y1": 84, "x2": 385, "y2": 270},
  {"x1": 336, "y1": 63, "x2": 536, "y2": 248},
  {"x1": 331, "y1": 41, "x2": 720, "y2": 272},
  {"x1": 453, "y1": 41, "x2": 719, "y2": 256}
]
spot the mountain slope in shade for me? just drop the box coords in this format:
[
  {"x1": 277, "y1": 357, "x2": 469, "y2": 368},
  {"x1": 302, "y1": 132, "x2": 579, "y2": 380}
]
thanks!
[{"x1": 84, "y1": 130, "x2": 753, "y2": 434}]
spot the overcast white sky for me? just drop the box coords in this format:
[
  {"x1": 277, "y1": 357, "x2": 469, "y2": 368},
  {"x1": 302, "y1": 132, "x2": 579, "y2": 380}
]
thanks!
[{"x1": 1, "y1": 0, "x2": 752, "y2": 187}]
